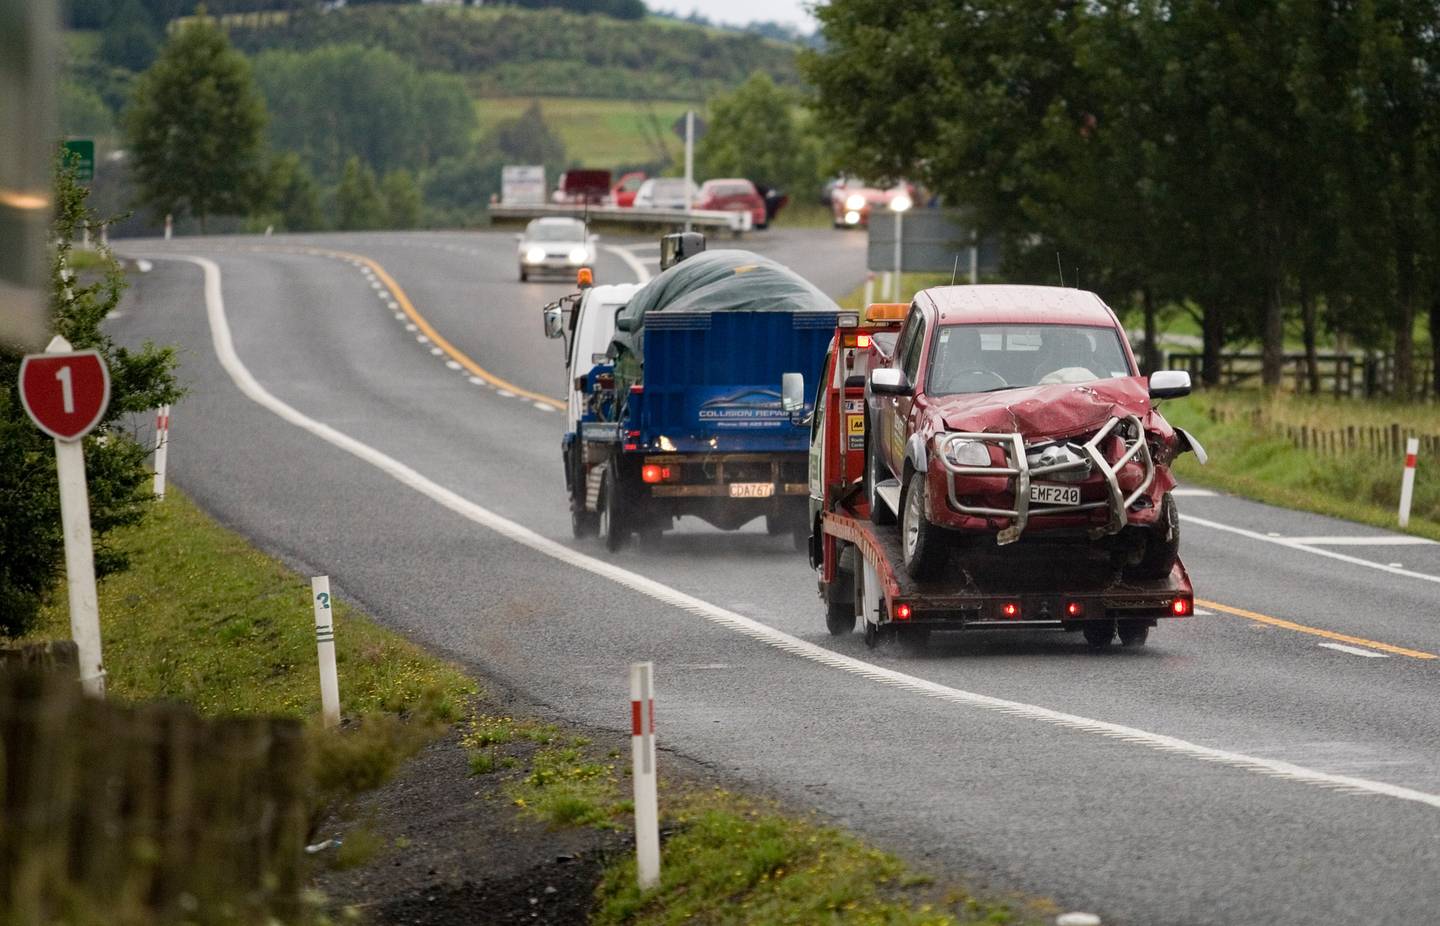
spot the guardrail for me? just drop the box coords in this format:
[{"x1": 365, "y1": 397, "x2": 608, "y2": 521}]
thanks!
[{"x1": 490, "y1": 203, "x2": 753, "y2": 235}]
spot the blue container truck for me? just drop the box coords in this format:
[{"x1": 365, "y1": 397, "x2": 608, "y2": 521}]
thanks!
[{"x1": 544, "y1": 244, "x2": 838, "y2": 551}]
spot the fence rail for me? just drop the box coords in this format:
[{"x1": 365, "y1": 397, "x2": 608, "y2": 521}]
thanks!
[
  {"x1": 0, "y1": 652, "x2": 311, "y2": 924},
  {"x1": 1168, "y1": 352, "x2": 1435, "y2": 400},
  {"x1": 1208, "y1": 406, "x2": 1440, "y2": 459}
]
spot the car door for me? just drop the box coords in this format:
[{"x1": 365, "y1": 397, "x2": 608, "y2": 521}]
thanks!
[{"x1": 890, "y1": 310, "x2": 926, "y2": 476}]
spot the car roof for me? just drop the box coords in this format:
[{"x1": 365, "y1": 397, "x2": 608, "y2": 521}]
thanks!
[
  {"x1": 531, "y1": 217, "x2": 584, "y2": 227},
  {"x1": 918, "y1": 285, "x2": 1120, "y2": 327}
]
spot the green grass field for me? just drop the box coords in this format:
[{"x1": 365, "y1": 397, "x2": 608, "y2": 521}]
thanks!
[{"x1": 475, "y1": 96, "x2": 699, "y2": 169}]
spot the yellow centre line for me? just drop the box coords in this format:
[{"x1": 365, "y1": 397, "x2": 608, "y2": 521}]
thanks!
[
  {"x1": 309, "y1": 246, "x2": 566, "y2": 410},
  {"x1": 1197, "y1": 598, "x2": 1437, "y2": 660}
]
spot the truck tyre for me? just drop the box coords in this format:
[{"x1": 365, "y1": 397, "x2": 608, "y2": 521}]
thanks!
[
  {"x1": 866, "y1": 430, "x2": 896, "y2": 526},
  {"x1": 598, "y1": 468, "x2": 628, "y2": 551},
  {"x1": 1118, "y1": 620, "x2": 1150, "y2": 647},
  {"x1": 826, "y1": 598, "x2": 856, "y2": 636},
  {"x1": 825, "y1": 546, "x2": 857, "y2": 635},
  {"x1": 901, "y1": 470, "x2": 946, "y2": 580},
  {"x1": 1127, "y1": 493, "x2": 1179, "y2": 581},
  {"x1": 1083, "y1": 622, "x2": 1115, "y2": 648}
]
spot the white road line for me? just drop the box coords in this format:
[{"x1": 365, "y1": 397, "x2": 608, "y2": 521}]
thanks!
[
  {"x1": 1285, "y1": 536, "x2": 1437, "y2": 546},
  {"x1": 603, "y1": 245, "x2": 653, "y2": 284},
  {"x1": 1182, "y1": 513, "x2": 1440, "y2": 585},
  {"x1": 167, "y1": 250, "x2": 1440, "y2": 814},
  {"x1": 1171, "y1": 488, "x2": 1216, "y2": 497},
  {"x1": 1318, "y1": 642, "x2": 1390, "y2": 659}
]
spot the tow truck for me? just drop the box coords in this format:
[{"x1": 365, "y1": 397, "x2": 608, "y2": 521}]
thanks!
[{"x1": 807, "y1": 302, "x2": 1197, "y2": 648}]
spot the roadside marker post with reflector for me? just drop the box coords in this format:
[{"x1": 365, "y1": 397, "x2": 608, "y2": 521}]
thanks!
[
  {"x1": 1398, "y1": 437, "x2": 1419, "y2": 528},
  {"x1": 862, "y1": 272, "x2": 875, "y2": 308},
  {"x1": 153, "y1": 404, "x2": 171, "y2": 500},
  {"x1": 311, "y1": 576, "x2": 341, "y2": 728},
  {"x1": 630, "y1": 661, "x2": 660, "y2": 890},
  {"x1": 18, "y1": 335, "x2": 112, "y2": 698}
]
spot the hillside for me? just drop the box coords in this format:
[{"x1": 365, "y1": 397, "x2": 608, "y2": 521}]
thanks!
[{"x1": 221, "y1": 5, "x2": 802, "y2": 101}]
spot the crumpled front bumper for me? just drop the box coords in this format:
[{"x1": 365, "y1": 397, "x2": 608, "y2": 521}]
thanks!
[{"x1": 934, "y1": 414, "x2": 1156, "y2": 545}]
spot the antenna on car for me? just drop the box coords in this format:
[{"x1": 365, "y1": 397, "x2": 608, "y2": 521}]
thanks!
[
  {"x1": 950, "y1": 253, "x2": 961, "y2": 286},
  {"x1": 1055, "y1": 252, "x2": 1065, "y2": 288}
]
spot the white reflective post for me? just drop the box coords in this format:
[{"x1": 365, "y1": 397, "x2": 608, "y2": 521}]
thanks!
[
  {"x1": 311, "y1": 576, "x2": 340, "y2": 728},
  {"x1": 630, "y1": 662, "x2": 660, "y2": 889},
  {"x1": 57, "y1": 436, "x2": 104, "y2": 697},
  {"x1": 889, "y1": 192, "x2": 913, "y2": 302},
  {"x1": 862, "y1": 272, "x2": 874, "y2": 308},
  {"x1": 152, "y1": 404, "x2": 170, "y2": 500},
  {"x1": 1399, "y1": 437, "x2": 1419, "y2": 528}
]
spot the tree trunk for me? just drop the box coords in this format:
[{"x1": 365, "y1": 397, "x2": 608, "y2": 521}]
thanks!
[
  {"x1": 1142, "y1": 287, "x2": 1160, "y2": 375},
  {"x1": 1395, "y1": 243, "x2": 1415, "y2": 399},
  {"x1": 1300, "y1": 286, "x2": 1319, "y2": 395},
  {"x1": 1431, "y1": 289, "x2": 1440, "y2": 399},
  {"x1": 1201, "y1": 304, "x2": 1224, "y2": 387},
  {"x1": 1261, "y1": 280, "x2": 1284, "y2": 388}
]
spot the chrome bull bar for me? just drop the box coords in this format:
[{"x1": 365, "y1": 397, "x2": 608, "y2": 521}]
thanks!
[{"x1": 936, "y1": 415, "x2": 1155, "y2": 545}]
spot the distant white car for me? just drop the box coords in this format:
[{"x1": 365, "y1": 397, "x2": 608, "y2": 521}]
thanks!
[
  {"x1": 632, "y1": 178, "x2": 699, "y2": 210},
  {"x1": 516, "y1": 217, "x2": 597, "y2": 282}
]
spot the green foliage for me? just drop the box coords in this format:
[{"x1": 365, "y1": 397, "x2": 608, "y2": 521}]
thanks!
[
  {"x1": 223, "y1": 5, "x2": 802, "y2": 101},
  {"x1": 251, "y1": 43, "x2": 476, "y2": 184},
  {"x1": 334, "y1": 156, "x2": 385, "y2": 231},
  {"x1": 122, "y1": 11, "x2": 269, "y2": 228},
  {"x1": 59, "y1": 81, "x2": 116, "y2": 138},
  {"x1": 698, "y1": 71, "x2": 823, "y2": 195},
  {"x1": 487, "y1": 100, "x2": 567, "y2": 173},
  {"x1": 381, "y1": 169, "x2": 423, "y2": 230},
  {"x1": 0, "y1": 151, "x2": 181, "y2": 637},
  {"x1": 98, "y1": 0, "x2": 160, "y2": 71},
  {"x1": 422, "y1": 102, "x2": 568, "y2": 225},
  {"x1": 804, "y1": 0, "x2": 1440, "y2": 392},
  {"x1": 264, "y1": 152, "x2": 324, "y2": 232}
]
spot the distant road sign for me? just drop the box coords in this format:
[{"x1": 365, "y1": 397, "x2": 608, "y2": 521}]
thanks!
[
  {"x1": 671, "y1": 112, "x2": 707, "y2": 142},
  {"x1": 19, "y1": 348, "x2": 110, "y2": 441},
  {"x1": 501, "y1": 164, "x2": 545, "y2": 205},
  {"x1": 63, "y1": 138, "x2": 94, "y2": 182}
]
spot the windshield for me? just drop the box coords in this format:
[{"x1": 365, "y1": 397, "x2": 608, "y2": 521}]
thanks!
[
  {"x1": 927, "y1": 324, "x2": 1132, "y2": 395},
  {"x1": 528, "y1": 223, "x2": 584, "y2": 242}
]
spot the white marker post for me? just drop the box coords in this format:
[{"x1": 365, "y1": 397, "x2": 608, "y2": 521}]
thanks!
[
  {"x1": 163, "y1": 213, "x2": 173, "y2": 240},
  {"x1": 152, "y1": 404, "x2": 170, "y2": 500},
  {"x1": 311, "y1": 576, "x2": 341, "y2": 728},
  {"x1": 18, "y1": 336, "x2": 112, "y2": 697},
  {"x1": 629, "y1": 661, "x2": 660, "y2": 890},
  {"x1": 683, "y1": 110, "x2": 695, "y2": 234},
  {"x1": 1398, "y1": 437, "x2": 1420, "y2": 528},
  {"x1": 862, "y1": 272, "x2": 874, "y2": 308}
]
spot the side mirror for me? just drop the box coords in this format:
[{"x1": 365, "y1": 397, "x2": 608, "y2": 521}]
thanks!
[
  {"x1": 781, "y1": 372, "x2": 805, "y2": 412},
  {"x1": 869, "y1": 368, "x2": 912, "y2": 396},
  {"x1": 1148, "y1": 370, "x2": 1192, "y2": 400},
  {"x1": 543, "y1": 304, "x2": 564, "y2": 339}
]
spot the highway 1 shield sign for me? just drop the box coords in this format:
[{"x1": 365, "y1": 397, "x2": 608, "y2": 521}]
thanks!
[{"x1": 19, "y1": 349, "x2": 111, "y2": 441}]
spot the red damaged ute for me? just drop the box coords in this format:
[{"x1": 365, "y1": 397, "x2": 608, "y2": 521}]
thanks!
[{"x1": 866, "y1": 285, "x2": 1206, "y2": 580}]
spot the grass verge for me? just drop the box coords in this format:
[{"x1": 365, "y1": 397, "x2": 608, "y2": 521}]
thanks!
[
  {"x1": 462, "y1": 720, "x2": 1049, "y2": 925},
  {"x1": 21, "y1": 488, "x2": 477, "y2": 803},
  {"x1": 1167, "y1": 391, "x2": 1440, "y2": 539}
]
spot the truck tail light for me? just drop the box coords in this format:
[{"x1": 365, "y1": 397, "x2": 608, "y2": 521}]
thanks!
[
  {"x1": 1171, "y1": 597, "x2": 1191, "y2": 616},
  {"x1": 630, "y1": 384, "x2": 644, "y2": 394},
  {"x1": 1065, "y1": 601, "x2": 1084, "y2": 617},
  {"x1": 1001, "y1": 602, "x2": 1020, "y2": 619},
  {"x1": 894, "y1": 602, "x2": 912, "y2": 621}
]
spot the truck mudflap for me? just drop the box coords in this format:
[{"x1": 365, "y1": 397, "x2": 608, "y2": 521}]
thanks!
[{"x1": 825, "y1": 508, "x2": 1193, "y2": 631}]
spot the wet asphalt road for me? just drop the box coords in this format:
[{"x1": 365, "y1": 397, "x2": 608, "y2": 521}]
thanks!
[{"x1": 110, "y1": 226, "x2": 1440, "y2": 926}]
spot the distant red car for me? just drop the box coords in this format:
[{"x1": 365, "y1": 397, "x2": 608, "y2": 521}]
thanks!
[
  {"x1": 695, "y1": 178, "x2": 767, "y2": 229},
  {"x1": 552, "y1": 169, "x2": 612, "y2": 205},
  {"x1": 831, "y1": 178, "x2": 914, "y2": 228},
  {"x1": 611, "y1": 171, "x2": 645, "y2": 207}
]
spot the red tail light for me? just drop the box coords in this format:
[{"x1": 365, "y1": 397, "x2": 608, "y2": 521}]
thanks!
[
  {"x1": 856, "y1": 334, "x2": 872, "y2": 348},
  {"x1": 630, "y1": 384, "x2": 644, "y2": 394},
  {"x1": 894, "y1": 603, "x2": 912, "y2": 621},
  {"x1": 642, "y1": 465, "x2": 662, "y2": 483},
  {"x1": 1001, "y1": 602, "x2": 1020, "y2": 619},
  {"x1": 1065, "y1": 601, "x2": 1084, "y2": 617},
  {"x1": 1171, "y1": 598, "x2": 1191, "y2": 616}
]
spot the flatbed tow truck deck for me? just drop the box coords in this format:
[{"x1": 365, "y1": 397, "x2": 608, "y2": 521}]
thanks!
[{"x1": 809, "y1": 305, "x2": 1194, "y2": 649}]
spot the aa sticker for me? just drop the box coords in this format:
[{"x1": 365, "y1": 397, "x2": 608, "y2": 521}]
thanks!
[{"x1": 846, "y1": 415, "x2": 865, "y2": 435}]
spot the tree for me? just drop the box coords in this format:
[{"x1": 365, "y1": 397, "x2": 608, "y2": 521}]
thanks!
[
  {"x1": 487, "y1": 101, "x2": 567, "y2": 178},
  {"x1": 698, "y1": 72, "x2": 823, "y2": 196},
  {"x1": 264, "y1": 153, "x2": 324, "y2": 232},
  {"x1": 123, "y1": 10, "x2": 269, "y2": 231},
  {"x1": 0, "y1": 151, "x2": 182, "y2": 637},
  {"x1": 333, "y1": 156, "x2": 385, "y2": 230},
  {"x1": 382, "y1": 170, "x2": 422, "y2": 230},
  {"x1": 100, "y1": 0, "x2": 161, "y2": 72}
]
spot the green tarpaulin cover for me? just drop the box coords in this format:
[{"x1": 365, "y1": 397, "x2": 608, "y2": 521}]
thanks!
[{"x1": 610, "y1": 249, "x2": 839, "y2": 364}]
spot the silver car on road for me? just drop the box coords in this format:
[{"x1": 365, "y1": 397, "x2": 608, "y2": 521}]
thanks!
[{"x1": 516, "y1": 217, "x2": 597, "y2": 282}]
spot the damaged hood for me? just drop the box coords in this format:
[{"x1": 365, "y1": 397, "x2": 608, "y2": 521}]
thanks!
[{"x1": 936, "y1": 377, "x2": 1153, "y2": 439}]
